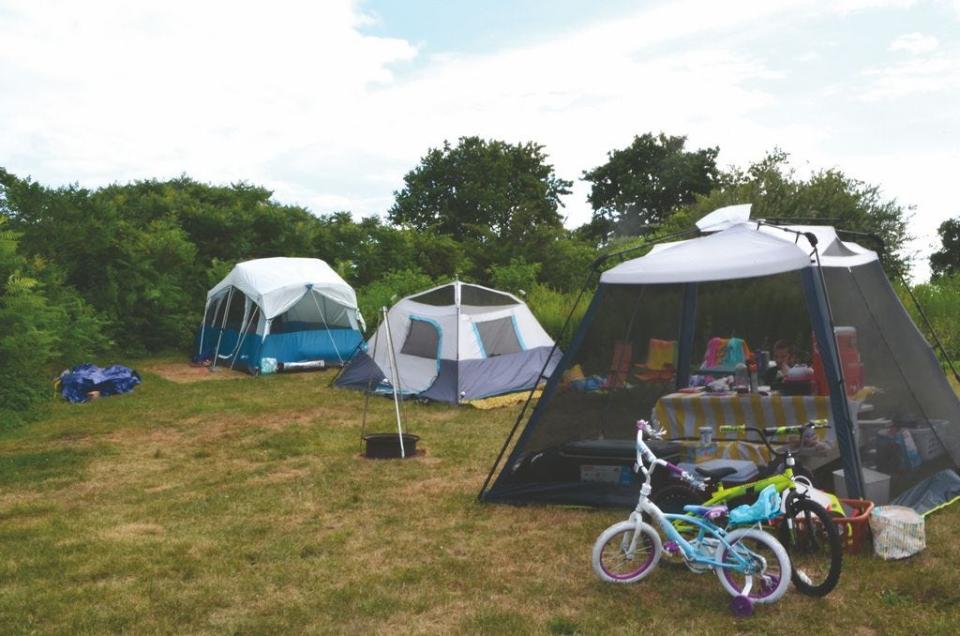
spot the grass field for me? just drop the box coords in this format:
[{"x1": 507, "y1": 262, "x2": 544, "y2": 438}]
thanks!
[{"x1": 1, "y1": 358, "x2": 959, "y2": 634}]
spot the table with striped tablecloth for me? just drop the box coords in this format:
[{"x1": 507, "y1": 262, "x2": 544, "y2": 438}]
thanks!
[{"x1": 652, "y1": 392, "x2": 840, "y2": 467}]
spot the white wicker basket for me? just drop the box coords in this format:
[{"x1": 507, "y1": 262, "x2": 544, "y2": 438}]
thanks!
[{"x1": 869, "y1": 505, "x2": 925, "y2": 560}]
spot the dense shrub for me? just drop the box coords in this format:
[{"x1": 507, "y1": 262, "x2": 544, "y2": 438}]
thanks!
[
  {"x1": 0, "y1": 218, "x2": 107, "y2": 427},
  {"x1": 900, "y1": 275, "x2": 960, "y2": 369},
  {"x1": 357, "y1": 270, "x2": 436, "y2": 329},
  {"x1": 525, "y1": 285, "x2": 591, "y2": 349}
]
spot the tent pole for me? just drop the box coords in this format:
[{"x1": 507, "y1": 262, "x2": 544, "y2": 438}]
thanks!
[
  {"x1": 676, "y1": 283, "x2": 698, "y2": 390},
  {"x1": 360, "y1": 313, "x2": 383, "y2": 453},
  {"x1": 381, "y1": 306, "x2": 405, "y2": 458},
  {"x1": 310, "y1": 287, "x2": 346, "y2": 366},
  {"x1": 211, "y1": 288, "x2": 234, "y2": 371},
  {"x1": 455, "y1": 278, "x2": 461, "y2": 405},
  {"x1": 197, "y1": 300, "x2": 211, "y2": 359},
  {"x1": 477, "y1": 271, "x2": 599, "y2": 501},
  {"x1": 803, "y1": 254, "x2": 865, "y2": 499},
  {"x1": 229, "y1": 306, "x2": 259, "y2": 371}
]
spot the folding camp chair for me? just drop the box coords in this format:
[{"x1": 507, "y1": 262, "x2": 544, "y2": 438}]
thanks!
[
  {"x1": 634, "y1": 338, "x2": 678, "y2": 383},
  {"x1": 603, "y1": 340, "x2": 633, "y2": 389}
]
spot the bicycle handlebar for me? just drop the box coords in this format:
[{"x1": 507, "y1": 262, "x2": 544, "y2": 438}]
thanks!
[
  {"x1": 717, "y1": 420, "x2": 829, "y2": 456},
  {"x1": 635, "y1": 420, "x2": 708, "y2": 492}
]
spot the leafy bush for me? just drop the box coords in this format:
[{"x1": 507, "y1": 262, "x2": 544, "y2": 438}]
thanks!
[
  {"x1": 490, "y1": 258, "x2": 541, "y2": 296},
  {"x1": 357, "y1": 270, "x2": 436, "y2": 330},
  {"x1": 0, "y1": 218, "x2": 107, "y2": 427},
  {"x1": 525, "y1": 284, "x2": 591, "y2": 348},
  {"x1": 900, "y1": 274, "x2": 960, "y2": 368}
]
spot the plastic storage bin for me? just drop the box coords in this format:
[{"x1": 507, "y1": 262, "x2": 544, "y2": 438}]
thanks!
[{"x1": 832, "y1": 466, "x2": 891, "y2": 504}]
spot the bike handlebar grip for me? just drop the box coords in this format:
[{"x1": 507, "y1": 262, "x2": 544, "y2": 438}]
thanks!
[
  {"x1": 719, "y1": 425, "x2": 744, "y2": 432},
  {"x1": 679, "y1": 470, "x2": 709, "y2": 492}
]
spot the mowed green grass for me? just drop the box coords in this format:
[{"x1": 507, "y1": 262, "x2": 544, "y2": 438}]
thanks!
[{"x1": 1, "y1": 359, "x2": 959, "y2": 635}]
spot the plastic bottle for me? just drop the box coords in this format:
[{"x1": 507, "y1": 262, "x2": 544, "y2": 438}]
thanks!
[
  {"x1": 734, "y1": 362, "x2": 749, "y2": 391},
  {"x1": 697, "y1": 426, "x2": 717, "y2": 461}
]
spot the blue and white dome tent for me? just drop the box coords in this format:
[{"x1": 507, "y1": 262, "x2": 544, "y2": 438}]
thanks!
[
  {"x1": 335, "y1": 281, "x2": 561, "y2": 404},
  {"x1": 196, "y1": 257, "x2": 365, "y2": 374}
]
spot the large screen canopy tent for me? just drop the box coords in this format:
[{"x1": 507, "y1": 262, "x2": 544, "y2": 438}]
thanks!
[
  {"x1": 335, "y1": 281, "x2": 561, "y2": 404},
  {"x1": 480, "y1": 220, "x2": 960, "y2": 512},
  {"x1": 196, "y1": 257, "x2": 365, "y2": 374}
]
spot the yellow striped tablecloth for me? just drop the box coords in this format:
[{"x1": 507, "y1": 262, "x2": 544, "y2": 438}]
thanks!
[{"x1": 652, "y1": 392, "x2": 837, "y2": 465}]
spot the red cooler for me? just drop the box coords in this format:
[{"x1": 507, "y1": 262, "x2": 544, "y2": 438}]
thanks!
[{"x1": 813, "y1": 326, "x2": 864, "y2": 396}]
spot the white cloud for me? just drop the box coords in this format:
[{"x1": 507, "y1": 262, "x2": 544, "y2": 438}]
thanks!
[
  {"x1": 889, "y1": 32, "x2": 940, "y2": 54},
  {"x1": 832, "y1": 0, "x2": 918, "y2": 14},
  {"x1": 0, "y1": 0, "x2": 955, "y2": 280},
  {"x1": 860, "y1": 54, "x2": 960, "y2": 100},
  {"x1": 0, "y1": 0, "x2": 417, "y2": 184},
  {"x1": 946, "y1": 0, "x2": 960, "y2": 19}
]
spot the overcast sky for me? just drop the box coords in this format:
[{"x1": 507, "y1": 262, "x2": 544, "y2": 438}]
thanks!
[{"x1": 2, "y1": 0, "x2": 958, "y2": 279}]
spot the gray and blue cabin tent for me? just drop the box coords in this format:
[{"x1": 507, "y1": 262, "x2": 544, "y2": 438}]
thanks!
[
  {"x1": 481, "y1": 219, "x2": 960, "y2": 511},
  {"x1": 335, "y1": 282, "x2": 561, "y2": 404},
  {"x1": 196, "y1": 257, "x2": 365, "y2": 374}
]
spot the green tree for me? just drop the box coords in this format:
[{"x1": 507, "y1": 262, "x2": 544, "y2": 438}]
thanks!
[
  {"x1": 583, "y1": 132, "x2": 719, "y2": 239},
  {"x1": 669, "y1": 151, "x2": 911, "y2": 273},
  {"x1": 490, "y1": 258, "x2": 541, "y2": 295},
  {"x1": 930, "y1": 218, "x2": 960, "y2": 279},
  {"x1": 389, "y1": 137, "x2": 572, "y2": 277},
  {"x1": 0, "y1": 215, "x2": 107, "y2": 426},
  {"x1": 0, "y1": 171, "x2": 341, "y2": 353},
  {"x1": 357, "y1": 269, "x2": 436, "y2": 327}
]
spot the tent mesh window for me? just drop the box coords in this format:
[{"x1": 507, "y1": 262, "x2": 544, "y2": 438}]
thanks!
[
  {"x1": 224, "y1": 292, "x2": 247, "y2": 330},
  {"x1": 271, "y1": 291, "x2": 353, "y2": 334},
  {"x1": 485, "y1": 271, "x2": 852, "y2": 508},
  {"x1": 409, "y1": 285, "x2": 456, "y2": 306},
  {"x1": 823, "y1": 262, "x2": 960, "y2": 500},
  {"x1": 460, "y1": 284, "x2": 518, "y2": 307},
  {"x1": 475, "y1": 317, "x2": 523, "y2": 356},
  {"x1": 205, "y1": 295, "x2": 228, "y2": 326},
  {"x1": 400, "y1": 319, "x2": 440, "y2": 358},
  {"x1": 487, "y1": 261, "x2": 960, "y2": 508}
]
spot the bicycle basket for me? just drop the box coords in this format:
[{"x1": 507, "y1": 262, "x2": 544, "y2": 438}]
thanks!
[{"x1": 728, "y1": 485, "x2": 783, "y2": 525}]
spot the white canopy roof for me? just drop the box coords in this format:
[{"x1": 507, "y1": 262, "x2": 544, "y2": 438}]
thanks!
[
  {"x1": 601, "y1": 224, "x2": 813, "y2": 284},
  {"x1": 756, "y1": 224, "x2": 878, "y2": 267},
  {"x1": 206, "y1": 257, "x2": 358, "y2": 319},
  {"x1": 625, "y1": 220, "x2": 879, "y2": 284}
]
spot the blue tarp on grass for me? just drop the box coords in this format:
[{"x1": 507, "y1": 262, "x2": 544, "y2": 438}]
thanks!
[{"x1": 58, "y1": 364, "x2": 141, "y2": 403}]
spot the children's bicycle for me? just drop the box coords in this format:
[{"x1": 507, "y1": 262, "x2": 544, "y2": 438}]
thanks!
[
  {"x1": 592, "y1": 421, "x2": 792, "y2": 617},
  {"x1": 651, "y1": 421, "x2": 843, "y2": 597}
]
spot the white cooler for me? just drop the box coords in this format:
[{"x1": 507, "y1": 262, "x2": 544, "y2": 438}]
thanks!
[{"x1": 832, "y1": 466, "x2": 891, "y2": 504}]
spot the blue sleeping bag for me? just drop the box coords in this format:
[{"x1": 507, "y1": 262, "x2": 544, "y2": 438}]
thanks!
[{"x1": 59, "y1": 364, "x2": 141, "y2": 403}]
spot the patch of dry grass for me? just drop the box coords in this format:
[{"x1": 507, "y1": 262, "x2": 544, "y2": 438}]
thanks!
[
  {"x1": 142, "y1": 361, "x2": 249, "y2": 383},
  {"x1": 0, "y1": 355, "x2": 958, "y2": 634}
]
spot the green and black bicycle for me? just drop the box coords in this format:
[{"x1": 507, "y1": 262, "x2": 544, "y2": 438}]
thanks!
[{"x1": 651, "y1": 421, "x2": 844, "y2": 597}]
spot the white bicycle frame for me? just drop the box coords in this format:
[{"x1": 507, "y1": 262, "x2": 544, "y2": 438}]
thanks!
[{"x1": 628, "y1": 424, "x2": 762, "y2": 577}]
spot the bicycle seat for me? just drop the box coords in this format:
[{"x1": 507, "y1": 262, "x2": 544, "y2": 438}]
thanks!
[
  {"x1": 682, "y1": 504, "x2": 728, "y2": 521},
  {"x1": 694, "y1": 465, "x2": 738, "y2": 481}
]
